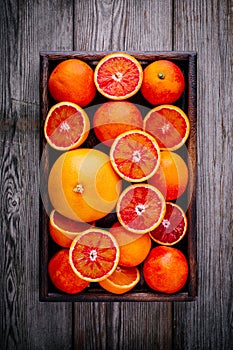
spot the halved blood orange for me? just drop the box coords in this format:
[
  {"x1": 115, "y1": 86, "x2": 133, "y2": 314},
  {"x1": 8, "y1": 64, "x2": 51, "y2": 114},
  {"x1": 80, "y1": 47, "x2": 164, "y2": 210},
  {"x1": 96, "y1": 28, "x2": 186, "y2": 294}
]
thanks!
[
  {"x1": 149, "y1": 202, "x2": 188, "y2": 245},
  {"x1": 94, "y1": 52, "x2": 143, "y2": 100},
  {"x1": 116, "y1": 184, "x2": 166, "y2": 234},
  {"x1": 69, "y1": 229, "x2": 119, "y2": 282},
  {"x1": 99, "y1": 266, "x2": 140, "y2": 294},
  {"x1": 49, "y1": 210, "x2": 94, "y2": 248},
  {"x1": 143, "y1": 105, "x2": 190, "y2": 150},
  {"x1": 110, "y1": 130, "x2": 160, "y2": 182},
  {"x1": 44, "y1": 102, "x2": 90, "y2": 151}
]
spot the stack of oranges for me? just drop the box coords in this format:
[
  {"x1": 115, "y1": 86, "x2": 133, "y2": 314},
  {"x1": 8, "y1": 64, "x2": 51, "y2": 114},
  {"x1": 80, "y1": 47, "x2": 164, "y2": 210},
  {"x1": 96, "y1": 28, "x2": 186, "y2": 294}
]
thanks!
[{"x1": 44, "y1": 53, "x2": 191, "y2": 295}]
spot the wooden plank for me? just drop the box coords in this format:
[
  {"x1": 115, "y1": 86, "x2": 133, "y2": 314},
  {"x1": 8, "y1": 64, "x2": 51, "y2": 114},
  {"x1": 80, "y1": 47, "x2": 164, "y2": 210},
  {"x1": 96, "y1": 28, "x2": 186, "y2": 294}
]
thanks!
[
  {"x1": 173, "y1": 0, "x2": 233, "y2": 349},
  {"x1": 0, "y1": 1, "x2": 74, "y2": 348},
  {"x1": 73, "y1": 1, "x2": 174, "y2": 349}
]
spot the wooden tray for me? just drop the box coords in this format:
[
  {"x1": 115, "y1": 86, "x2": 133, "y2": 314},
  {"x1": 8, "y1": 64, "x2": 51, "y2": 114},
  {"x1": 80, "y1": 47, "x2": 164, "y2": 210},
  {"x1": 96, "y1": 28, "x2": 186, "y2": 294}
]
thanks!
[{"x1": 39, "y1": 51, "x2": 197, "y2": 302}]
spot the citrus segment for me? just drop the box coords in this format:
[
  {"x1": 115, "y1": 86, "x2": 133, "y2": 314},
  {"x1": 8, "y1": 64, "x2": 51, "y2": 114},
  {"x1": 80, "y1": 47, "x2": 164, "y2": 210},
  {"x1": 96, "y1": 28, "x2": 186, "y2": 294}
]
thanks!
[
  {"x1": 48, "y1": 149, "x2": 122, "y2": 222},
  {"x1": 143, "y1": 246, "x2": 189, "y2": 293},
  {"x1": 110, "y1": 130, "x2": 160, "y2": 182},
  {"x1": 110, "y1": 222, "x2": 152, "y2": 267},
  {"x1": 99, "y1": 266, "x2": 140, "y2": 294},
  {"x1": 69, "y1": 229, "x2": 120, "y2": 282},
  {"x1": 149, "y1": 202, "x2": 187, "y2": 245},
  {"x1": 48, "y1": 249, "x2": 89, "y2": 294},
  {"x1": 148, "y1": 151, "x2": 188, "y2": 200},
  {"x1": 143, "y1": 105, "x2": 190, "y2": 150},
  {"x1": 93, "y1": 101, "x2": 143, "y2": 146},
  {"x1": 48, "y1": 59, "x2": 96, "y2": 107},
  {"x1": 141, "y1": 60, "x2": 185, "y2": 105},
  {"x1": 94, "y1": 53, "x2": 143, "y2": 100},
  {"x1": 49, "y1": 210, "x2": 94, "y2": 248},
  {"x1": 44, "y1": 102, "x2": 90, "y2": 151},
  {"x1": 116, "y1": 184, "x2": 166, "y2": 234}
]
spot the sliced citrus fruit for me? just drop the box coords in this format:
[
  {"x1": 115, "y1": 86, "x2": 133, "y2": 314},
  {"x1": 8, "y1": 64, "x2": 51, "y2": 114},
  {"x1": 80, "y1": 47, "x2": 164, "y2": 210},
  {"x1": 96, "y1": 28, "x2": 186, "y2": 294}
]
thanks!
[
  {"x1": 116, "y1": 184, "x2": 166, "y2": 234},
  {"x1": 99, "y1": 266, "x2": 140, "y2": 294},
  {"x1": 149, "y1": 202, "x2": 188, "y2": 245},
  {"x1": 110, "y1": 130, "x2": 160, "y2": 182},
  {"x1": 44, "y1": 101, "x2": 90, "y2": 151},
  {"x1": 48, "y1": 249, "x2": 89, "y2": 294},
  {"x1": 49, "y1": 210, "x2": 94, "y2": 248},
  {"x1": 143, "y1": 105, "x2": 190, "y2": 150},
  {"x1": 69, "y1": 229, "x2": 120, "y2": 282},
  {"x1": 94, "y1": 52, "x2": 143, "y2": 100}
]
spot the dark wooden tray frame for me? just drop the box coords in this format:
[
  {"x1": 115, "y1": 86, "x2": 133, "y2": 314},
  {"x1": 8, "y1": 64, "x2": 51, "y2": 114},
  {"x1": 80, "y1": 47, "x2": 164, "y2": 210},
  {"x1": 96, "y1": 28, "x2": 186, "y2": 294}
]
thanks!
[{"x1": 39, "y1": 51, "x2": 197, "y2": 302}]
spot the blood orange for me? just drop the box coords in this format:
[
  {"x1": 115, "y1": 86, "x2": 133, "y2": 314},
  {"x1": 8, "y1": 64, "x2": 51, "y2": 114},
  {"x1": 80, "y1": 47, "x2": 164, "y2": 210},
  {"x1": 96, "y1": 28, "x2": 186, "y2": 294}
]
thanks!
[
  {"x1": 44, "y1": 102, "x2": 90, "y2": 151},
  {"x1": 69, "y1": 229, "x2": 119, "y2": 282},
  {"x1": 48, "y1": 249, "x2": 89, "y2": 294},
  {"x1": 99, "y1": 266, "x2": 140, "y2": 294},
  {"x1": 110, "y1": 130, "x2": 160, "y2": 182},
  {"x1": 149, "y1": 202, "x2": 187, "y2": 245},
  {"x1": 94, "y1": 52, "x2": 143, "y2": 100},
  {"x1": 116, "y1": 184, "x2": 166, "y2": 234},
  {"x1": 93, "y1": 101, "x2": 143, "y2": 146},
  {"x1": 143, "y1": 246, "x2": 189, "y2": 294},
  {"x1": 48, "y1": 59, "x2": 96, "y2": 107},
  {"x1": 49, "y1": 210, "x2": 94, "y2": 248},
  {"x1": 141, "y1": 60, "x2": 185, "y2": 105},
  {"x1": 143, "y1": 105, "x2": 190, "y2": 150}
]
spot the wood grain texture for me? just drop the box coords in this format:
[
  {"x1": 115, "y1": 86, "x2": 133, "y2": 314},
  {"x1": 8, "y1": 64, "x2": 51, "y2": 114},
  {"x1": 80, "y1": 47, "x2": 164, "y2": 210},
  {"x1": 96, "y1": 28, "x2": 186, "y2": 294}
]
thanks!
[
  {"x1": 173, "y1": 0, "x2": 233, "y2": 349},
  {"x1": 0, "y1": 1, "x2": 74, "y2": 349},
  {"x1": 73, "y1": 1, "x2": 173, "y2": 349}
]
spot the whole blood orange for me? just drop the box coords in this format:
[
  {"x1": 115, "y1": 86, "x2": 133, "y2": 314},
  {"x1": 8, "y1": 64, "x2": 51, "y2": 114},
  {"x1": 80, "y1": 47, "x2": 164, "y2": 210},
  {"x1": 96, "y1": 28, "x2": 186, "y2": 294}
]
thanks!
[
  {"x1": 99, "y1": 266, "x2": 140, "y2": 294},
  {"x1": 149, "y1": 202, "x2": 188, "y2": 245},
  {"x1": 116, "y1": 184, "x2": 166, "y2": 234},
  {"x1": 141, "y1": 60, "x2": 185, "y2": 105},
  {"x1": 48, "y1": 59, "x2": 96, "y2": 107},
  {"x1": 143, "y1": 246, "x2": 189, "y2": 293},
  {"x1": 143, "y1": 104, "x2": 190, "y2": 150},
  {"x1": 93, "y1": 101, "x2": 143, "y2": 146},
  {"x1": 110, "y1": 222, "x2": 152, "y2": 267},
  {"x1": 44, "y1": 102, "x2": 90, "y2": 151},
  {"x1": 148, "y1": 151, "x2": 188, "y2": 200},
  {"x1": 94, "y1": 52, "x2": 143, "y2": 100},
  {"x1": 49, "y1": 210, "x2": 94, "y2": 248},
  {"x1": 69, "y1": 229, "x2": 119, "y2": 282},
  {"x1": 110, "y1": 130, "x2": 160, "y2": 182},
  {"x1": 48, "y1": 249, "x2": 89, "y2": 294},
  {"x1": 48, "y1": 148, "x2": 122, "y2": 222}
]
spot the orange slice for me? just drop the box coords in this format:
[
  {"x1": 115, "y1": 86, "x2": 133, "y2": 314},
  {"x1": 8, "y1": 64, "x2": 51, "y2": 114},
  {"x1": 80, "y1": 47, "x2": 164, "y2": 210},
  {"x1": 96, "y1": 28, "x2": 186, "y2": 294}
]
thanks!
[
  {"x1": 69, "y1": 229, "x2": 120, "y2": 282},
  {"x1": 49, "y1": 210, "x2": 94, "y2": 248},
  {"x1": 44, "y1": 101, "x2": 90, "y2": 151},
  {"x1": 94, "y1": 52, "x2": 143, "y2": 100},
  {"x1": 143, "y1": 105, "x2": 190, "y2": 150},
  {"x1": 116, "y1": 184, "x2": 166, "y2": 234},
  {"x1": 110, "y1": 130, "x2": 160, "y2": 182},
  {"x1": 99, "y1": 266, "x2": 140, "y2": 294},
  {"x1": 149, "y1": 202, "x2": 188, "y2": 245}
]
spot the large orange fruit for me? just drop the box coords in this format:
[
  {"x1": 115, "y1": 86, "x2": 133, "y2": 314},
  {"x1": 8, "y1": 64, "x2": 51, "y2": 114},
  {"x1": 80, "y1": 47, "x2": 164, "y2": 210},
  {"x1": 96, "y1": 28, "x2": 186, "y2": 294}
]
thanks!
[
  {"x1": 69, "y1": 229, "x2": 120, "y2": 282},
  {"x1": 48, "y1": 249, "x2": 89, "y2": 294},
  {"x1": 94, "y1": 52, "x2": 143, "y2": 100},
  {"x1": 48, "y1": 149, "x2": 122, "y2": 222},
  {"x1": 141, "y1": 60, "x2": 185, "y2": 105},
  {"x1": 99, "y1": 266, "x2": 140, "y2": 294},
  {"x1": 143, "y1": 104, "x2": 190, "y2": 150},
  {"x1": 143, "y1": 246, "x2": 189, "y2": 294},
  {"x1": 48, "y1": 59, "x2": 96, "y2": 107},
  {"x1": 93, "y1": 101, "x2": 143, "y2": 146},
  {"x1": 44, "y1": 102, "x2": 90, "y2": 151},
  {"x1": 116, "y1": 184, "x2": 166, "y2": 234},
  {"x1": 148, "y1": 151, "x2": 188, "y2": 200},
  {"x1": 110, "y1": 222, "x2": 152, "y2": 267}
]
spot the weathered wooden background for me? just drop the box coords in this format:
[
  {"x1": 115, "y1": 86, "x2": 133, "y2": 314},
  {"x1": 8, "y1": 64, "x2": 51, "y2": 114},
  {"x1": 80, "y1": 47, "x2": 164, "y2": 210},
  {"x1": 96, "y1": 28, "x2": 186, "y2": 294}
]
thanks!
[{"x1": 0, "y1": 0, "x2": 232, "y2": 349}]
